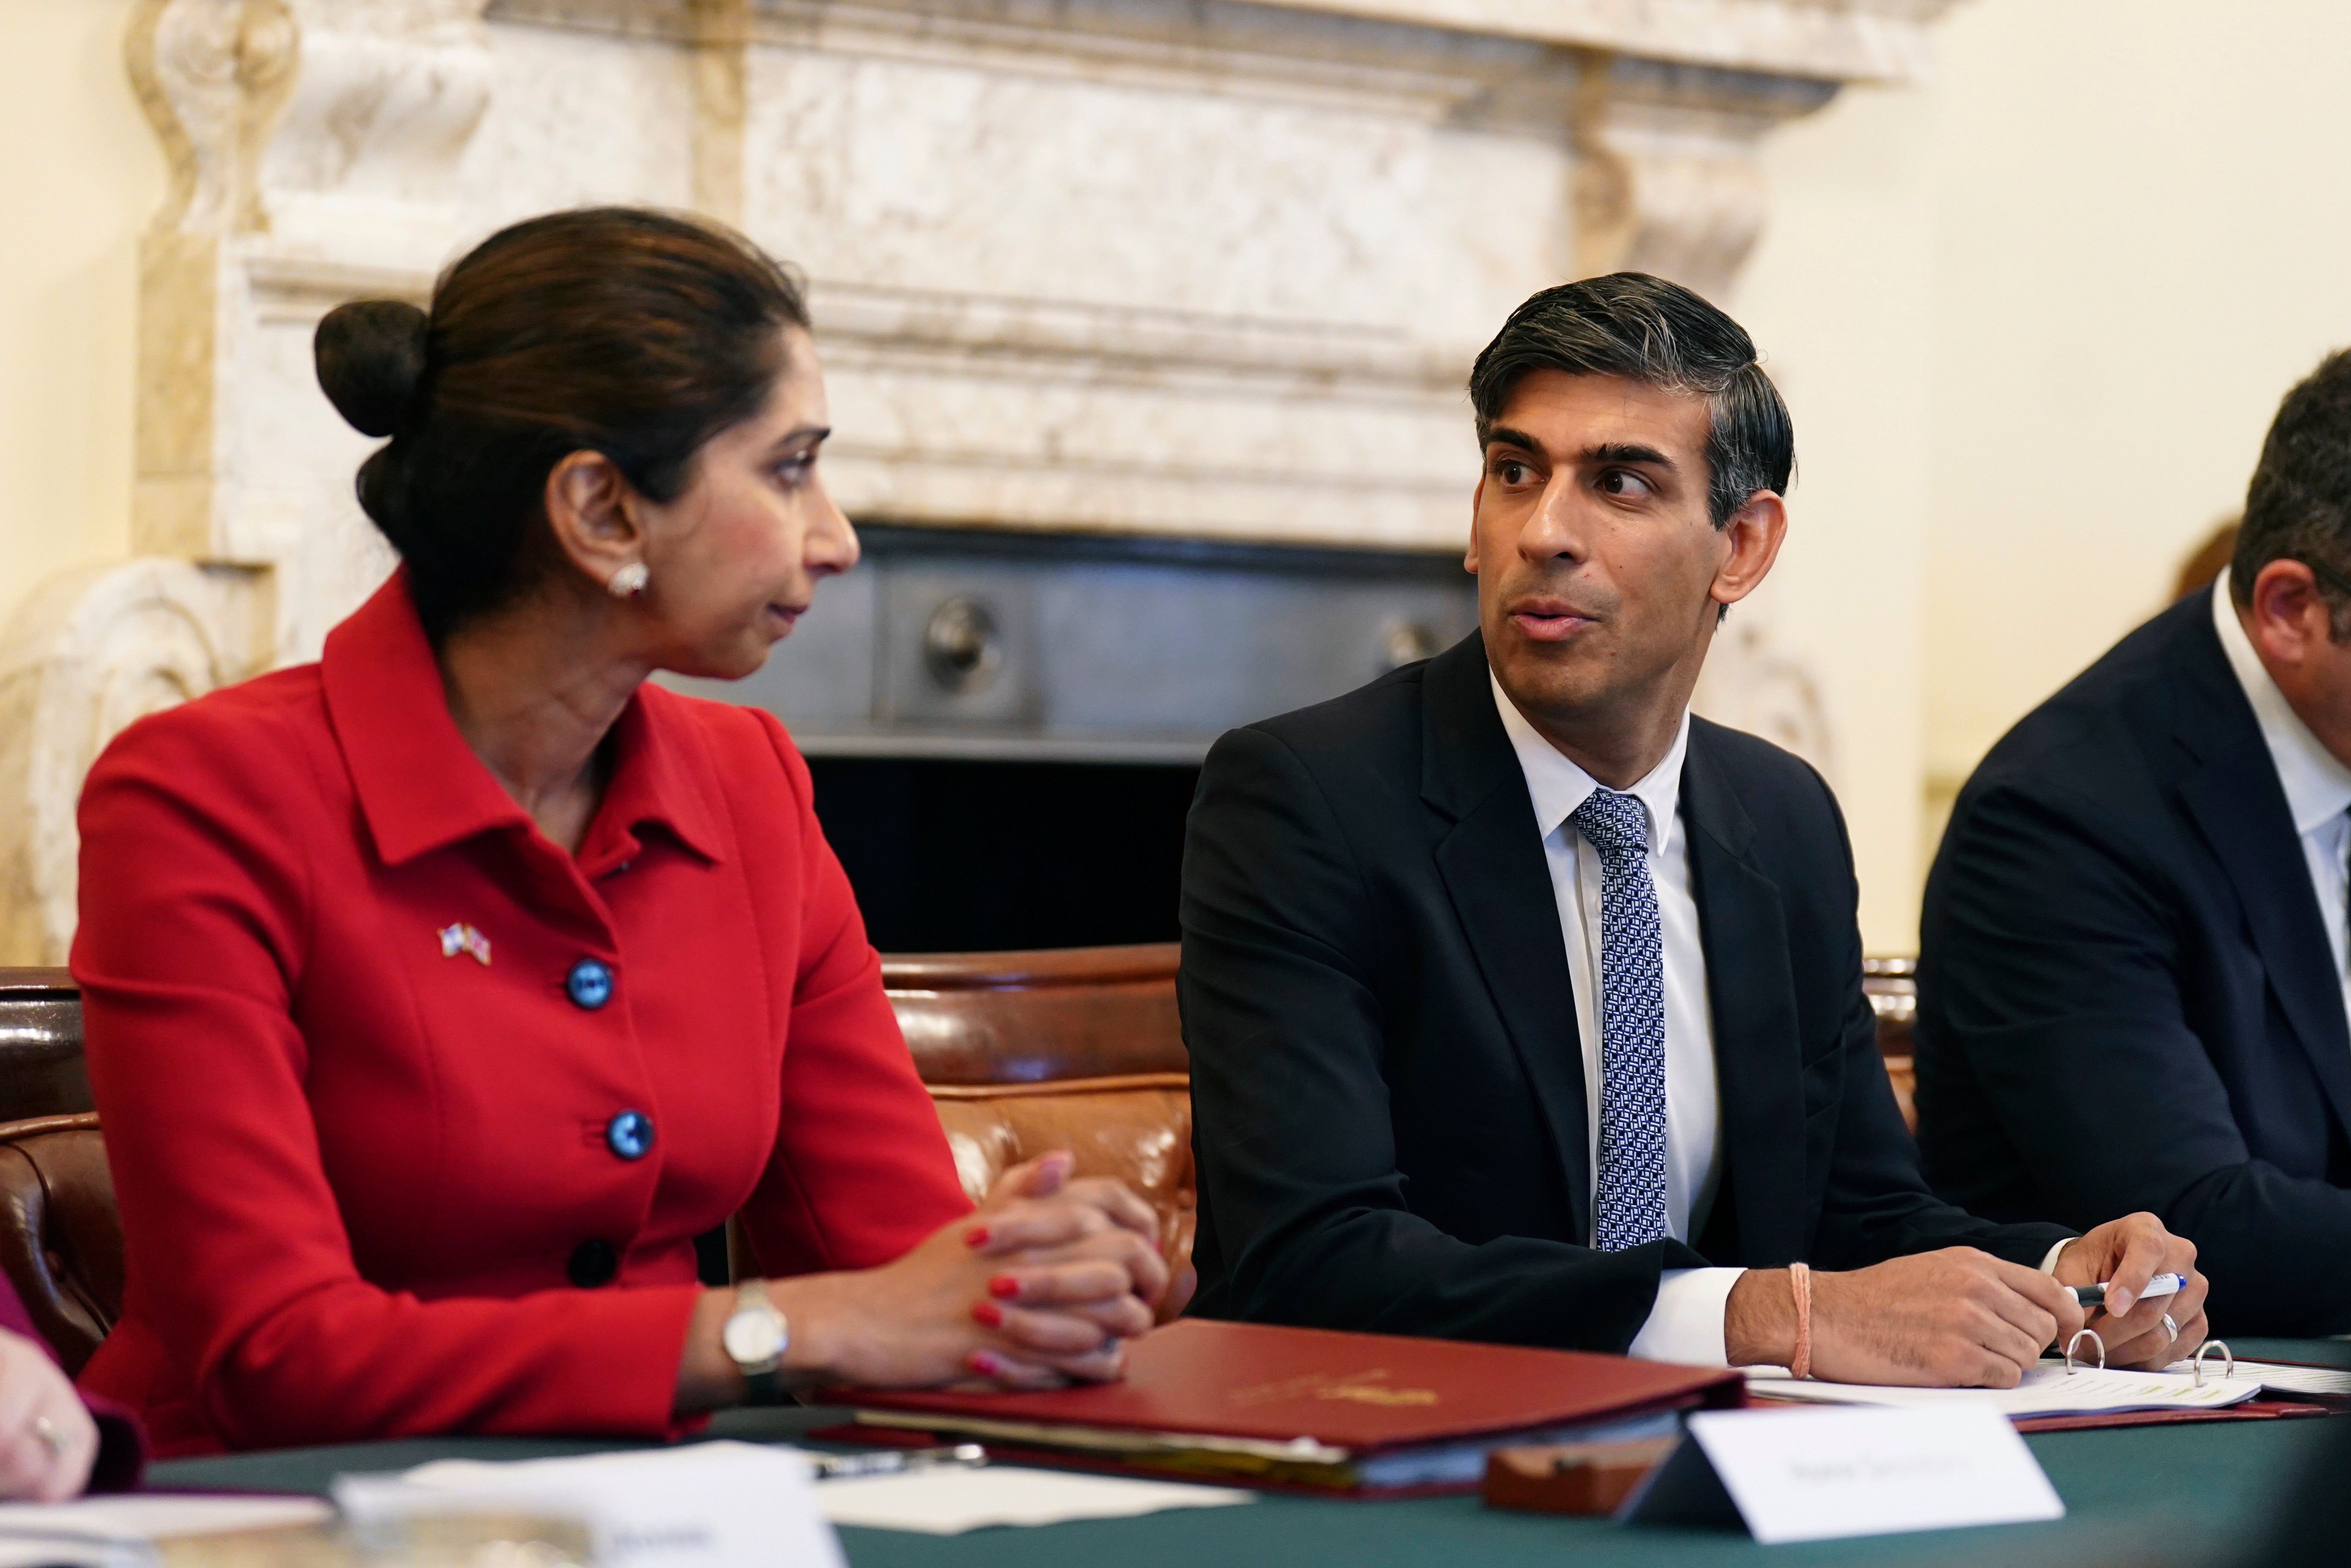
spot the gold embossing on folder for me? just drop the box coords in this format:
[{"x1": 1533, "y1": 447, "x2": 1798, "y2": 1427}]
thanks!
[{"x1": 1229, "y1": 1369, "x2": 1439, "y2": 1408}]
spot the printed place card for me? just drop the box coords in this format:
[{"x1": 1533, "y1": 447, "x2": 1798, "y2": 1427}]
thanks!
[
  {"x1": 336, "y1": 1440, "x2": 845, "y2": 1568},
  {"x1": 1620, "y1": 1404, "x2": 2064, "y2": 1543}
]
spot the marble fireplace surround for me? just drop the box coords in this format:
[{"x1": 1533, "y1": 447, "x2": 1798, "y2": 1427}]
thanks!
[{"x1": 0, "y1": 0, "x2": 1959, "y2": 961}]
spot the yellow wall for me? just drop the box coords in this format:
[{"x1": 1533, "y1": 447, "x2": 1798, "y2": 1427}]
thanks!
[{"x1": 0, "y1": 0, "x2": 160, "y2": 592}]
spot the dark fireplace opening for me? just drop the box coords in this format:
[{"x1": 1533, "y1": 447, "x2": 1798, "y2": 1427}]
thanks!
[{"x1": 808, "y1": 756, "x2": 1201, "y2": 952}]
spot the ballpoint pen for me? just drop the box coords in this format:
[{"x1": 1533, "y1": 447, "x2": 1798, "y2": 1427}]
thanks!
[
  {"x1": 811, "y1": 1444, "x2": 988, "y2": 1480},
  {"x1": 2067, "y1": 1272, "x2": 2186, "y2": 1310}
]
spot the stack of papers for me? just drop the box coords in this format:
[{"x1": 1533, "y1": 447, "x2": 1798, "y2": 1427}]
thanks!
[
  {"x1": 817, "y1": 1467, "x2": 1252, "y2": 1534},
  {"x1": 344, "y1": 1440, "x2": 1253, "y2": 1550},
  {"x1": 340, "y1": 1442, "x2": 840, "y2": 1568},
  {"x1": 0, "y1": 1495, "x2": 331, "y2": 1568},
  {"x1": 1743, "y1": 1363, "x2": 2265, "y2": 1419},
  {"x1": 2164, "y1": 1358, "x2": 2351, "y2": 1399}
]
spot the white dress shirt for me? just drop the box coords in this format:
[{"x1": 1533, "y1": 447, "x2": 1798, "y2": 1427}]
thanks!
[
  {"x1": 1490, "y1": 673, "x2": 1742, "y2": 1364},
  {"x1": 2212, "y1": 570, "x2": 2351, "y2": 1011}
]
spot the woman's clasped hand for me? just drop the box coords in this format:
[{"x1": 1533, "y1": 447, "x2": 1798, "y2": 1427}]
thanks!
[
  {"x1": 0, "y1": 1331, "x2": 97, "y2": 1501},
  {"x1": 722, "y1": 1150, "x2": 1169, "y2": 1401}
]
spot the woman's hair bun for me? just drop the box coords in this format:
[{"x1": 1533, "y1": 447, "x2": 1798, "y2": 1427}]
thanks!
[{"x1": 315, "y1": 300, "x2": 429, "y2": 438}]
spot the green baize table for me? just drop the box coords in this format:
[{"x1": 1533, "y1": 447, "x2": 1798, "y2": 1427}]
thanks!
[{"x1": 149, "y1": 1339, "x2": 2348, "y2": 1568}]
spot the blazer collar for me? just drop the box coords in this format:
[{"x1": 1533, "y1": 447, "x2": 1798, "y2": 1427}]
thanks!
[
  {"x1": 321, "y1": 572, "x2": 728, "y2": 871},
  {"x1": 1421, "y1": 631, "x2": 1594, "y2": 1234},
  {"x1": 1420, "y1": 631, "x2": 1522, "y2": 823},
  {"x1": 1680, "y1": 722, "x2": 1807, "y2": 1264},
  {"x1": 2161, "y1": 594, "x2": 2351, "y2": 1124}
]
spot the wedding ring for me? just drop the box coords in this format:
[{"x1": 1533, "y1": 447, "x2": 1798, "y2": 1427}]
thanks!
[
  {"x1": 2160, "y1": 1312, "x2": 2179, "y2": 1344},
  {"x1": 31, "y1": 1416, "x2": 63, "y2": 1459}
]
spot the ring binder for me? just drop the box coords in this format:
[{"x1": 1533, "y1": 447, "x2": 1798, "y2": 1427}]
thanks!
[{"x1": 2191, "y1": 1340, "x2": 2234, "y2": 1387}]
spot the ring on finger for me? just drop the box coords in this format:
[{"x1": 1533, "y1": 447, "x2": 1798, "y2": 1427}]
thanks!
[
  {"x1": 31, "y1": 1417, "x2": 63, "y2": 1459},
  {"x1": 2160, "y1": 1312, "x2": 2180, "y2": 1344}
]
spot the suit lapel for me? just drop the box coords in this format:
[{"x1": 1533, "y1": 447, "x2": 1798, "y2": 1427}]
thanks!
[
  {"x1": 2167, "y1": 611, "x2": 2351, "y2": 1136},
  {"x1": 1681, "y1": 725, "x2": 1809, "y2": 1266},
  {"x1": 1421, "y1": 636, "x2": 1594, "y2": 1238}
]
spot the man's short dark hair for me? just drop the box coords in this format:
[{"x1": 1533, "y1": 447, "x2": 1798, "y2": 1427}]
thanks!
[
  {"x1": 2233, "y1": 349, "x2": 2351, "y2": 634},
  {"x1": 1468, "y1": 272, "x2": 1794, "y2": 530}
]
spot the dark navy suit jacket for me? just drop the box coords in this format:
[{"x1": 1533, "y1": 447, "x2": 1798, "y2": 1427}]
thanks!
[
  {"x1": 1918, "y1": 590, "x2": 2351, "y2": 1334},
  {"x1": 1181, "y1": 632, "x2": 2064, "y2": 1350}
]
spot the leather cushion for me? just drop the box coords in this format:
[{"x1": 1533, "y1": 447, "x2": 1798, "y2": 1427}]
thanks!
[
  {"x1": 931, "y1": 1078, "x2": 1197, "y2": 1321},
  {"x1": 0, "y1": 1117, "x2": 118, "y2": 1375}
]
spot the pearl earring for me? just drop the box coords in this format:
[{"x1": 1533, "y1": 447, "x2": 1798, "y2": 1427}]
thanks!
[{"x1": 608, "y1": 561, "x2": 649, "y2": 599}]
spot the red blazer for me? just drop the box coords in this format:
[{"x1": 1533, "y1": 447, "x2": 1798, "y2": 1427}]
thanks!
[{"x1": 71, "y1": 574, "x2": 972, "y2": 1455}]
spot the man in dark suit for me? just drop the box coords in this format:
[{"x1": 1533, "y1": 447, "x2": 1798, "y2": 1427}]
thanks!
[
  {"x1": 1917, "y1": 351, "x2": 2351, "y2": 1336},
  {"x1": 1180, "y1": 274, "x2": 2203, "y2": 1382}
]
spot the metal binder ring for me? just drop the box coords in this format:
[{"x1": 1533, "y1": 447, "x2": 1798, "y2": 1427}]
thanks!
[
  {"x1": 2064, "y1": 1328, "x2": 2106, "y2": 1372},
  {"x1": 2192, "y1": 1339, "x2": 2234, "y2": 1387}
]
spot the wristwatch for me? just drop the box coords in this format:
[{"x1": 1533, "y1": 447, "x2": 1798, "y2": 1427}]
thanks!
[{"x1": 721, "y1": 1279, "x2": 791, "y2": 1405}]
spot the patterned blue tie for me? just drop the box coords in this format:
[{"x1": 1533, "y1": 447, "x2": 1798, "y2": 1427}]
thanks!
[{"x1": 1568, "y1": 787, "x2": 1669, "y2": 1251}]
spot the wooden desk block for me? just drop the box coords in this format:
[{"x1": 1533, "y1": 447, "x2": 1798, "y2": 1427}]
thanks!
[{"x1": 1481, "y1": 1437, "x2": 1679, "y2": 1515}]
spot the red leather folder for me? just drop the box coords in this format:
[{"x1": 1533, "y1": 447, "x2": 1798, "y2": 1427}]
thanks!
[{"x1": 832, "y1": 1319, "x2": 1745, "y2": 1495}]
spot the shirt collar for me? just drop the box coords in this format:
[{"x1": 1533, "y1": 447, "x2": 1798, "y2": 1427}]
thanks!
[
  {"x1": 321, "y1": 571, "x2": 727, "y2": 869},
  {"x1": 1488, "y1": 666, "x2": 1688, "y2": 852},
  {"x1": 2211, "y1": 567, "x2": 2351, "y2": 837}
]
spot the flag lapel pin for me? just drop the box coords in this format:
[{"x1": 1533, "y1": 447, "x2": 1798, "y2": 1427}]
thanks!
[{"x1": 436, "y1": 923, "x2": 492, "y2": 965}]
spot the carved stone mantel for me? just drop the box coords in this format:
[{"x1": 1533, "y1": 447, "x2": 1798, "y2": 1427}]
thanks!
[{"x1": 0, "y1": 0, "x2": 1961, "y2": 960}]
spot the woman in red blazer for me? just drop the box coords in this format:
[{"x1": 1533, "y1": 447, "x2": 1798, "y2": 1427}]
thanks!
[{"x1": 70, "y1": 208, "x2": 1165, "y2": 1456}]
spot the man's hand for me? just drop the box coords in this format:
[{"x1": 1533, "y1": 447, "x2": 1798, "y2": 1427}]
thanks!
[
  {"x1": 2049, "y1": 1214, "x2": 2205, "y2": 1370},
  {"x1": 1725, "y1": 1248, "x2": 2086, "y2": 1388}
]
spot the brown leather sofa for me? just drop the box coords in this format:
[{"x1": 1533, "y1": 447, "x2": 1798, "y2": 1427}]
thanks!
[{"x1": 0, "y1": 948, "x2": 1918, "y2": 1373}]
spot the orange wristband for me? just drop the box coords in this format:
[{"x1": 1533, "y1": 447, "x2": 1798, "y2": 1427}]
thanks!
[{"x1": 1789, "y1": 1262, "x2": 1813, "y2": 1380}]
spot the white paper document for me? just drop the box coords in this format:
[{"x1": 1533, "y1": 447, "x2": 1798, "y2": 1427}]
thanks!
[
  {"x1": 2162, "y1": 1357, "x2": 2351, "y2": 1399},
  {"x1": 1674, "y1": 1406, "x2": 2064, "y2": 1544},
  {"x1": 1744, "y1": 1361, "x2": 2264, "y2": 1418},
  {"x1": 816, "y1": 1465, "x2": 1253, "y2": 1535},
  {"x1": 337, "y1": 1440, "x2": 844, "y2": 1568},
  {"x1": 0, "y1": 1494, "x2": 332, "y2": 1567}
]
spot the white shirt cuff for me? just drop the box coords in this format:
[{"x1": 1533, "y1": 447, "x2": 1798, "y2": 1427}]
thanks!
[
  {"x1": 2039, "y1": 1238, "x2": 2075, "y2": 1275},
  {"x1": 1626, "y1": 1267, "x2": 1744, "y2": 1367}
]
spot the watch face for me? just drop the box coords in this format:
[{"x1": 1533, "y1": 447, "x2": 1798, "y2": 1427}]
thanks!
[{"x1": 723, "y1": 1309, "x2": 787, "y2": 1366}]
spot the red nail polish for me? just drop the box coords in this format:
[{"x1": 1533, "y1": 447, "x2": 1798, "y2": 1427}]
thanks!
[
  {"x1": 964, "y1": 1225, "x2": 990, "y2": 1247},
  {"x1": 970, "y1": 1351, "x2": 1002, "y2": 1376},
  {"x1": 988, "y1": 1274, "x2": 1020, "y2": 1299},
  {"x1": 972, "y1": 1301, "x2": 1004, "y2": 1328}
]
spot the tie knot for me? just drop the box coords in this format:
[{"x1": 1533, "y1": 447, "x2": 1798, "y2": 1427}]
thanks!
[{"x1": 1568, "y1": 788, "x2": 1649, "y2": 860}]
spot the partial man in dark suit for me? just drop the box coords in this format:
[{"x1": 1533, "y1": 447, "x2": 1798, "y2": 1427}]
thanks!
[
  {"x1": 1918, "y1": 350, "x2": 2351, "y2": 1336},
  {"x1": 1179, "y1": 274, "x2": 2204, "y2": 1384}
]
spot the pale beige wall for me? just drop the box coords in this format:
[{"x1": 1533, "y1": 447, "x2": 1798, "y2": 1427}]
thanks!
[
  {"x1": 1922, "y1": 0, "x2": 2351, "y2": 818},
  {"x1": 1737, "y1": 0, "x2": 2351, "y2": 953},
  {"x1": 1737, "y1": 81, "x2": 1939, "y2": 956},
  {"x1": 0, "y1": 0, "x2": 161, "y2": 595}
]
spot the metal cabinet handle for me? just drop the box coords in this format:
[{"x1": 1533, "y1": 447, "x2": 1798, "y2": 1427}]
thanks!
[{"x1": 924, "y1": 596, "x2": 1001, "y2": 692}]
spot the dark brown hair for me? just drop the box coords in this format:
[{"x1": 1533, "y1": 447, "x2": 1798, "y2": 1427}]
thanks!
[
  {"x1": 314, "y1": 207, "x2": 810, "y2": 638},
  {"x1": 1469, "y1": 272, "x2": 1793, "y2": 531},
  {"x1": 2234, "y1": 348, "x2": 2351, "y2": 637}
]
